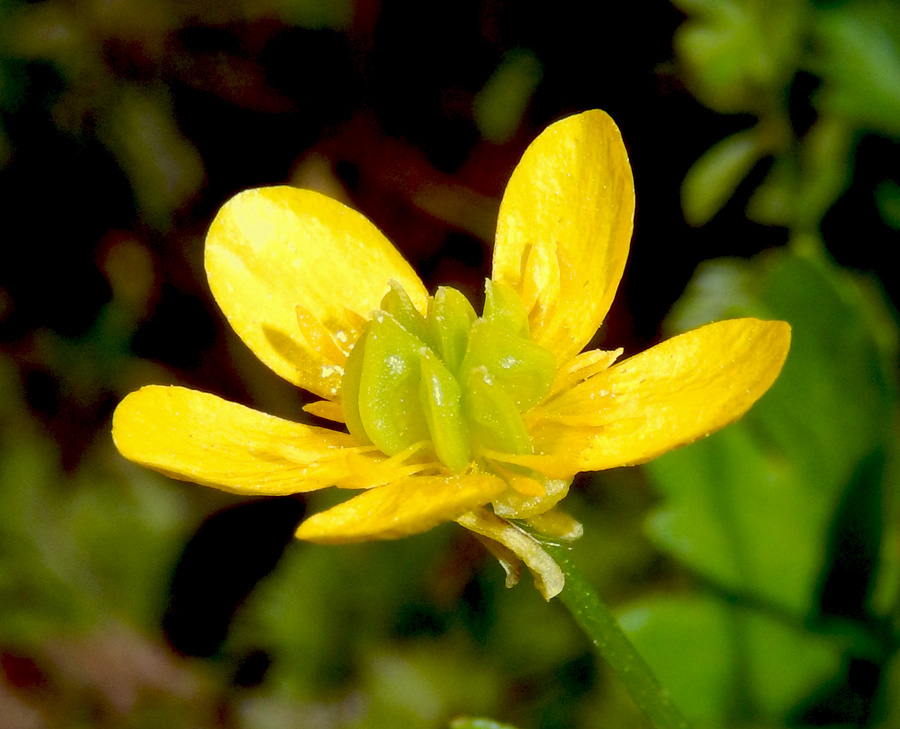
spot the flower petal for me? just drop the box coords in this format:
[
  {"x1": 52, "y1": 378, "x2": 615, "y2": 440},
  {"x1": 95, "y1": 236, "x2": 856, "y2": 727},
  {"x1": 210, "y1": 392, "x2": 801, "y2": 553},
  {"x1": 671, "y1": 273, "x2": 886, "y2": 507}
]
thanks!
[
  {"x1": 112, "y1": 385, "x2": 360, "y2": 495},
  {"x1": 492, "y1": 110, "x2": 635, "y2": 361},
  {"x1": 205, "y1": 186, "x2": 429, "y2": 399},
  {"x1": 523, "y1": 318, "x2": 791, "y2": 474},
  {"x1": 294, "y1": 474, "x2": 506, "y2": 543}
]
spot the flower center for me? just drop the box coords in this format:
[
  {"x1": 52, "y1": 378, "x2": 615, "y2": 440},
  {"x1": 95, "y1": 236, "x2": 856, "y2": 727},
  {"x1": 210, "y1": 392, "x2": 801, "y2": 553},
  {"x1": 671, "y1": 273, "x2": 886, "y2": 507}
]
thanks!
[{"x1": 341, "y1": 280, "x2": 557, "y2": 473}]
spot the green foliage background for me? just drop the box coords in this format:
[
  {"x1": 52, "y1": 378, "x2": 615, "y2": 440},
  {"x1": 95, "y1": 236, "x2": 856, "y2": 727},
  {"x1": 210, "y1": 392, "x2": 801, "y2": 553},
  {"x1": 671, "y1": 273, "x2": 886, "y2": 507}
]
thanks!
[{"x1": 1, "y1": 1, "x2": 899, "y2": 727}]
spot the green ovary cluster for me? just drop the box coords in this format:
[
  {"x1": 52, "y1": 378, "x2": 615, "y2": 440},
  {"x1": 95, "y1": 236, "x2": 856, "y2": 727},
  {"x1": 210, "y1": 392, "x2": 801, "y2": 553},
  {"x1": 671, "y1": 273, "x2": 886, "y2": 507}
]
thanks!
[{"x1": 341, "y1": 280, "x2": 557, "y2": 473}]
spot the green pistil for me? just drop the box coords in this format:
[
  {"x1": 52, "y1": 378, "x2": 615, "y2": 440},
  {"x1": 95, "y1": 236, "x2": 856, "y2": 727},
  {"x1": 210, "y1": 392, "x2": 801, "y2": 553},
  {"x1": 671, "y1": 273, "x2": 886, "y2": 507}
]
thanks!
[{"x1": 341, "y1": 280, "x2": 556, "y2": 473}]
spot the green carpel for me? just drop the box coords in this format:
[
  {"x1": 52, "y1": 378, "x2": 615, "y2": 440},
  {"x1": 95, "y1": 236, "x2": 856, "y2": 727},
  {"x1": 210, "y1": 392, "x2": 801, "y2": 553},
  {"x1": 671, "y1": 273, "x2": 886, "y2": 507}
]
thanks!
[{"x1": 341, "y1": 280, "x2": 555, "y2": 470}]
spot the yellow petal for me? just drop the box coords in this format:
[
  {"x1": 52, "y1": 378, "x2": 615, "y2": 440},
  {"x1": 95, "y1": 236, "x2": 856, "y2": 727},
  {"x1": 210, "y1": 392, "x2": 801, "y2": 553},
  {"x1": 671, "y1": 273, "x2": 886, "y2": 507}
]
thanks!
[
  {"x1": 492, "y1": 110, "x2": 635, "y2": 362},
  {"x1": 295, "y1": 474, "x2": 506, "y2": 543},
  {"x1": 524, "y1": 318, "x2": 791, "y2": 474},
  {"x1": 205, "y1": 186, "x2": 429, "y2": 399},
  {"x1": 112, "y1": 385, "x2": 359, "y2": 495}
]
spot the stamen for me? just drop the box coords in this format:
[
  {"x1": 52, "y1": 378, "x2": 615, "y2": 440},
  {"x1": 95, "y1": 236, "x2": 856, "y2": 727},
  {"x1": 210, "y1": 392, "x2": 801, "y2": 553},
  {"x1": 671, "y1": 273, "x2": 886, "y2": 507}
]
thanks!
[
  {"x1": 341, "y1": 307, "x2": 367, "y2": 344},
  {"x1": 303, "y1": 399, "x2": 345, "y2": 422},
  {"x1": 456, "y1": 508, "x2": 564, "y2": 600},
  {"x1": 491, "y1": 473, "x2": 570, "y2": 519},
  {"x1": 487, "y1": 460, "x2": 546, "y2": 497},
  {"x1": 481, "y1": 450, "x2": 574, "y2": 480},
  {"x1": 381, "y1": 439, "x2": 434, "y2": 465},
  {"x1": 295, "y1": 304, "x2": 348, "y2": 366},
  {"x1": 555, "y1": 239, "x2": 577, "y2": 290},
  {"x1": 528, "y1": 407, "x2": 612, "y2": 428},
  {"x1": 341, "y1": 440, "x2": 436, "y2": 487},
  {"x1": 545, "y1": 348, "x2": 623, "y2": 398},
  {"x1": 275, "y1": 441, "x2": 368, "y2": 465},
  {"x1": 519, "y1": 239, "x2": 561, "y2": 334},
  {"x1": 524, "y1": 511, "x2": 583, "y2": 541}
]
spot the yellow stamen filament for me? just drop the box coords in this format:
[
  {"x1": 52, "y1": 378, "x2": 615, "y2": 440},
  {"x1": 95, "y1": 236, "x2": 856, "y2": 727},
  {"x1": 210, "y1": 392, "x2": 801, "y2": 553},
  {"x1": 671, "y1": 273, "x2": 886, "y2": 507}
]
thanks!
[
  {"x1": 303, "y1": 400, "x2": 346, "y2": 422},
  {"x1": 515, "y1": 242, "x2": 540, "y2": 316},
  {"x1": 545, "y1": 348, "x2": 623, "y2": 398},
  {"x1": 481, "y1": 450, "x2": 575, "y2": 480},
  {"x1": 487, "y1": 460, "x2": 546, "y2": 497},
  {"x1": 271, "y1": 440, "x2": 426, "y2": 490},
  {"x1": 518, "y1": 240, "x2": 560, "y2": 334},
  {"x1": 274, "y1": 441, "x2": 370, "y2": 466},
  {"x1": 341, "y1": 308, "x2": 367, "y2": 346},
  {"x1": 524, "y1": 511, "x2": 583, "y2": 541},
  {"x1": 340, "y1": 441, "x2": 436, "y2": 488},
  {"x1": 528, "y1": 405, "x2": 647, "y2": 434},
  {"x1": 295, "y1": 304, "x2": 348, "y2": 366},
  {"x1": 556, "y1": 239, "x2": 577, "y2": 292}
]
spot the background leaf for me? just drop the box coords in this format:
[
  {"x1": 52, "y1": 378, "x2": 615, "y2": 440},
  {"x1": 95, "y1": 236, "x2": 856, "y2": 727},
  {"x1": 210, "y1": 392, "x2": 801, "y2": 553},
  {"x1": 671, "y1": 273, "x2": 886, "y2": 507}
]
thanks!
[{"x1": 622, "y1": 246, "x2": 900, "y2": 724}]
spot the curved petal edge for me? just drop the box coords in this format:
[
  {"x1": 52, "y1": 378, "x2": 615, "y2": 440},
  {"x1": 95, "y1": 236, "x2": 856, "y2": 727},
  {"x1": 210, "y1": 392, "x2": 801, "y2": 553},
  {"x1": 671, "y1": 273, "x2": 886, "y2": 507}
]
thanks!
[
  {"x1": 112, "y1": 385, "x2": 358, "y2": 495},
  {"x1": 525, "y1": 318, "x2": 792, "y2": 474},
  {"x1": 493, "y1": 110, "x2": 635, "y2": 362},
  {"x1": 295, "y1": 474, "x2": 506, "y2": 543}
]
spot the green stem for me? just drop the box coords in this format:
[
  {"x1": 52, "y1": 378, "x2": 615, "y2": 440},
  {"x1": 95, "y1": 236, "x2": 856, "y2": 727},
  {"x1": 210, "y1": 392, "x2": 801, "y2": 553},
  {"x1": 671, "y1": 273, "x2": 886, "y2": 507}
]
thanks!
[{"x1": 545, "y1": 543, "x2": 690, "y2": 729}]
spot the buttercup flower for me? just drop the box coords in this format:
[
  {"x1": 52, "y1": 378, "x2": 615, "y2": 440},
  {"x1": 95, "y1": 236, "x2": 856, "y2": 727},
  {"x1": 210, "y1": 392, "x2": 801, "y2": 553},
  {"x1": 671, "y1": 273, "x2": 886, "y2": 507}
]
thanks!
[{"x1": 113, "y1": 110, "x2": 790, "y2": 599}]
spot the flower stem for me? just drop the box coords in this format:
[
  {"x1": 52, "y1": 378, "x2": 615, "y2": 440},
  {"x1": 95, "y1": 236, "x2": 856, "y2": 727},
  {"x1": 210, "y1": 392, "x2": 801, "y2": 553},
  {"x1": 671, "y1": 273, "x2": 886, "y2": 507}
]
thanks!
[{"x1": 545, "y1": 543, "x2": 691, "y2": 729}]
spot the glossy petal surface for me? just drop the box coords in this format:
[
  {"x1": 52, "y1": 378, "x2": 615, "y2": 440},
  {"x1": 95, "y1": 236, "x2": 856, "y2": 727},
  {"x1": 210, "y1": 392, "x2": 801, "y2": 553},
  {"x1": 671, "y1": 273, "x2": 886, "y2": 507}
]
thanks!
[
  {"x1": 295, "y1": 474, "x2": 506, "y2": 543},
  {"x1": 113, "y1": 385, "x2": 359, "y2": 494},
  {"x1": 523, "y1": 319, "x2": 791, "y2": 474},
  {"x1": 205, "y1": 186, "x2": 429, "y2": 399},
  {"x1": 492, "y1": 110, "x2": 635, "y2": 361}
]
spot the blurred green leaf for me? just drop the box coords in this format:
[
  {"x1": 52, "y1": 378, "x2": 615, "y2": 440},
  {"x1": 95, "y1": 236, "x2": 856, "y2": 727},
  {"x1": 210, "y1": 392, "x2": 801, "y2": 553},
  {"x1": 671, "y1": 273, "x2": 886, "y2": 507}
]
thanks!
[
  {"x1": 450, "y1": 718, "x2": 521, "y2": 729},
  {"x1": 792, "y1": 115, "x2": 854, "y2": 230},
  {"x1": 228, "y1": 531, "x2": 515, "y2": 728},
  {"x1": 98, "y1": 85, "x2": 205, "y2": 230},
  {"x1": 673, "y1": 0, "x2": 900, "y2": 240},
  {"x1": 673, "y1": 0, "x2": 804, "y2": 113},
  {"x1": 876, "y1": 648, "x2": 900, "y2": 727},
  {"x1": 875, "y1": 179, "x2": 900, "y2": 231},
  {"x1": 364, "y1": 645, "x2": 501, "y2": 729},
  {"x1": 661, "y1": 248, "x2": 899, "y2": 606},
  {"x1": 473, "y1": 48, "x2": 542, "y2": 144},
  {"x1": 619, "y1": 594, "x2": 841, "y2": 723},
  {"x1": 646, "y1": 423, "x2": 816, "y2": 614},
  {"x1": 815, "y1": 446, "x2": 887, "y2": 625},
  {"x1": 625, "y1": 247, "x2": 900, "y2": 723},
  {"x1": 0, "y1": 354, "x2": 193, "y2": 645},
  {"x1": 266, "y1": 0, "x2": 355, "y2": 29},
  {"x1": 681, "y1": 128, "x2": 767, "y2": 225},
  {"x1": 749, "y1": 115, "x2": 855, "y2": 232},
  {"x1": 746, "y1": 156, "x2": 793, "y2": 227},
  {"x1": 814, "y1": 0, "x2": 900, "y2": 138},
  {"x1": 668, "y1": 248, "x2": 898, "y2": 502}
]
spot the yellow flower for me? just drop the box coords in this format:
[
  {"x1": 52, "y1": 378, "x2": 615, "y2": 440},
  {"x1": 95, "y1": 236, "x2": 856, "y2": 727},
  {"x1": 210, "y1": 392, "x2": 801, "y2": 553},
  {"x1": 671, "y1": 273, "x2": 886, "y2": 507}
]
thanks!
[{"x1": 112, "y1": 110, "x2": 790, "y2": 599}]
